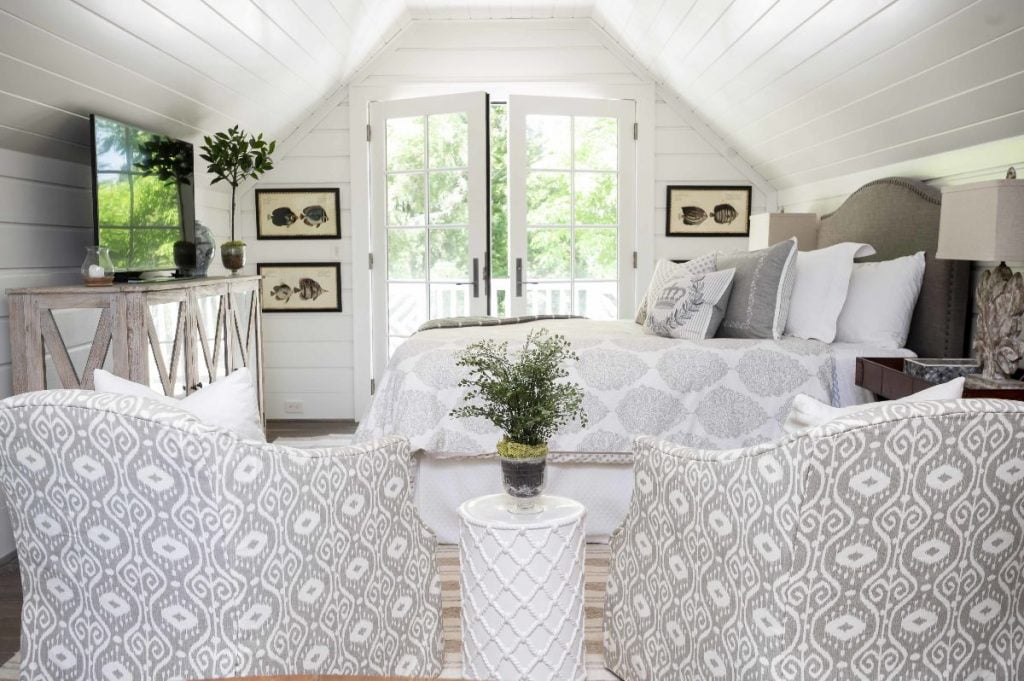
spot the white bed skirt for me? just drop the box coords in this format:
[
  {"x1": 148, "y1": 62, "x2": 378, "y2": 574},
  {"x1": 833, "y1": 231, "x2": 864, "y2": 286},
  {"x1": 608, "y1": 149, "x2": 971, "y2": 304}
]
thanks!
[{"x1": 414, "y1": 456, "x2": 633, "y2": 544}]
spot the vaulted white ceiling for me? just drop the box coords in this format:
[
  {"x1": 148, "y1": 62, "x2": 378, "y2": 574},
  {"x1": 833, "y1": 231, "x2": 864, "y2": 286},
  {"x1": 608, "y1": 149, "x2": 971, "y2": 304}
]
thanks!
[
  {"x1": 0, "y1": 0, "x2": 1021, "y2": 191},
  {"x1": 592, "y1": 0, "x2": 1024, "y2": 188}
]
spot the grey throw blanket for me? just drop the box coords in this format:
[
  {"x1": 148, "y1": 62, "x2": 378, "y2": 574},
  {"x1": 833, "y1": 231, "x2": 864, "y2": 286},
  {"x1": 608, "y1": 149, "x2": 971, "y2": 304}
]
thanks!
[{"x1": 417, "y1": 314, "x2": 584, "y2": 332}]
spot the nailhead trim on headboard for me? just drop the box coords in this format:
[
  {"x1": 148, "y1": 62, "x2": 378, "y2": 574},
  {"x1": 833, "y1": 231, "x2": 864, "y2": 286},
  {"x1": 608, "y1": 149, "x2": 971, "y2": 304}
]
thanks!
[{"x1": 820, "y1": 177, "x2": 941, "y2": 221}]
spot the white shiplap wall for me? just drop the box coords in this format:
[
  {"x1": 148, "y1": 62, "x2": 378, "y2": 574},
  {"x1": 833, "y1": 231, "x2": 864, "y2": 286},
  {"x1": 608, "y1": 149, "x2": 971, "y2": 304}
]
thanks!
[
  {"x1": 238, "y1": 99, "x2": 354, "y2": 420},
  {"x1": 653, "y1": 97, "x2": 768, "y2": 260}
]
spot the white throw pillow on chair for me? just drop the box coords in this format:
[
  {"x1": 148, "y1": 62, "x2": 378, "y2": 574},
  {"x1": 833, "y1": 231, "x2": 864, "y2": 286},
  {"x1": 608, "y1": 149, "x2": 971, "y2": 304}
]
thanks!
[
  {"x1": 783, "y1": 377, "x2": 965, "y2": 435},
  {"x1": 93, "y1": 368, "x2": 266, "y2": 442}
]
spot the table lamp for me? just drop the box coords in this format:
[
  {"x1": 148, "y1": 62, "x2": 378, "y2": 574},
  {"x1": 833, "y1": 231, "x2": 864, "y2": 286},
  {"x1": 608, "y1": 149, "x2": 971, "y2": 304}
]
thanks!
[
  {"x1": 937, "y1": 168, "x2": 1024, "y2": 381},
  {"x1": 748, "y1": 212, "x2": 819, "y2": 251}
]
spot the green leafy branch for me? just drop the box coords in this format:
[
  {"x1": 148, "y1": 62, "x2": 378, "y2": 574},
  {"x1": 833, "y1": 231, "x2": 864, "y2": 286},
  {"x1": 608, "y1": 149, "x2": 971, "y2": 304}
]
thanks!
[
  {"x1": 199, "y1": 125, "x2": 276, "y2": 243},
  {"x1": 451, "y1": 329, "x2": 587, "y2": 450}
]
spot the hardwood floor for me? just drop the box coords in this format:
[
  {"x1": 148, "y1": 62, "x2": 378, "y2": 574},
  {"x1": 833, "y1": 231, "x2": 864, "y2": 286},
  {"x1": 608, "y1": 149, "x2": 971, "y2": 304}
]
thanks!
[
  {"x1": 0, "y1": 419, "x2": 359, "y2": 661},
  {"x1": 266, "y1": 419, "x2": 358, "y2": 440},
  {"x1": 0, "y1": 557, "x2": 21, "y2": 659}
]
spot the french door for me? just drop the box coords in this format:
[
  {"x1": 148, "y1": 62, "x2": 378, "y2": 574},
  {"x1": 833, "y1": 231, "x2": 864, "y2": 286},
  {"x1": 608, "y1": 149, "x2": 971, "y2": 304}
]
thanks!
[
  {"x1": 369, "y1": 93, "x2": 489, "y2": 366},
  {"x1": 507, "y1": 95, "x2": 636, "y2": 319}
]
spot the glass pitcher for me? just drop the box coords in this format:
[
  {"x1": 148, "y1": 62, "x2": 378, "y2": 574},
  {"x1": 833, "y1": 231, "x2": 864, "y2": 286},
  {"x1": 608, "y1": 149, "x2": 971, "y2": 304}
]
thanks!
[{"x1": 81, "y1": 246, "x2": 115, "y2": 286}]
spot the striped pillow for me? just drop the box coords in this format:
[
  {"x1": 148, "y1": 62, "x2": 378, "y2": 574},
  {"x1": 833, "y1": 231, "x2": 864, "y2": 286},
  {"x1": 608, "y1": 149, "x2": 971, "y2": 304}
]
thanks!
[{"x1": 634, "y1": 251, "x2": 717, "y2": 325}]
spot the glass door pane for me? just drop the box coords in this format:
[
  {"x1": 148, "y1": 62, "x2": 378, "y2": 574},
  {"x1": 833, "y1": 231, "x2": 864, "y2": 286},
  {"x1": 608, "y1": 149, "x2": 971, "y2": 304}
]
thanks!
[
  {"x1": 508, "y1": 96, "x2": 635, "y2": 320},
  {"x1": 370, "y1": 93, "x2": 488, "y2": 371}
]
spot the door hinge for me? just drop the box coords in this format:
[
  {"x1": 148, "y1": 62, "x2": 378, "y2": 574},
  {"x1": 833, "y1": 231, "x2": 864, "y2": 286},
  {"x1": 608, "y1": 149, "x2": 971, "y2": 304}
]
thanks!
[
  {"x1": 632, "y1": 251, "x2": 638, "y2": 269},
  {"x1": 368, "y1": 252, "x2": 374, "y2": 269},
  {"x1": 370, "y1": 378, "x2": 376, "y2": 395},
  {"x1": 633, "y1": 122, "x2": 638, "y2": 141},
  {"x1": 366, "y1": 124, "x2": 371, "y2": 142}
]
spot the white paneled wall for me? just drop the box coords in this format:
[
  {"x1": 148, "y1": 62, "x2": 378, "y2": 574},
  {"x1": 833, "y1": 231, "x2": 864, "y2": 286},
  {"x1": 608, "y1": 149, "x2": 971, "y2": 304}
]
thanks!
[
  {"x1": 239, "y1": 98, "x2": 354, "y2": 420},
  {"x1": 652, "y1": 96, "x2": 768, "y2": 261},
  {"x1": 0, "y1": 149, "x2": 91, "y2": 406},
  {"x1": 777, "y1": 135, "x2": 1024, "y2": 215}
]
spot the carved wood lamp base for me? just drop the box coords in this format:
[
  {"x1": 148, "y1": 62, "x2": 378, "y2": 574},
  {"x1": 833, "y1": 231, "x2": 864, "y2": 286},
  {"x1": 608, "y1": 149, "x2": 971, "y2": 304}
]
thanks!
[{"x1": 973, "y1": 261, "x2": 1024, "y2": 381}]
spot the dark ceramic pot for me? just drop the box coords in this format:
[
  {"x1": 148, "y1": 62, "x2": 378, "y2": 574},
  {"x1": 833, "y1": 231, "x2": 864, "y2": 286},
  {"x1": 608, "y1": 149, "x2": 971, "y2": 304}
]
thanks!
[{"x1": 173, "y1": 241, "x2": 197, "y2": 273}]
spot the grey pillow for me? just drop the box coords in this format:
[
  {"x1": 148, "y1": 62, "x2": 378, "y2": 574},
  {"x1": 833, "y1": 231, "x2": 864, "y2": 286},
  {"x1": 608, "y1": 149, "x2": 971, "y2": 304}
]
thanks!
[
  {"x1": 715, "y1": 238, "x2": 797, "y2": 339},
  {"x1": 644, "y1": 269, "x2": 736, "y2": 340}
]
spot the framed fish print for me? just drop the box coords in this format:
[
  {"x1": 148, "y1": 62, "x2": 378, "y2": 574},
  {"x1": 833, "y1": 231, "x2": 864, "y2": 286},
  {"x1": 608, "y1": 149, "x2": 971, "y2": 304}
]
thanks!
[
  {"x1": 665, "y1": 185, "x2": 752, "y2": 237},
  {"x1": 255, "y1": 188, "x2": 341, "y2": 239},
  {"x1": 258, "y1": 262, "x2": 341, "y2": 313}
]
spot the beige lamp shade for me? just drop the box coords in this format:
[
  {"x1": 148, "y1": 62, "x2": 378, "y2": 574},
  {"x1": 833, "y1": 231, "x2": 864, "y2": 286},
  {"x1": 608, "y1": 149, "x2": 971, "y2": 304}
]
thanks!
[
  {"x1": 937, "y1": 178, "x2": 1024, "y2": 263},
  {"x1": 748, "y1": 212, "x2": 819, "y2": 251}
]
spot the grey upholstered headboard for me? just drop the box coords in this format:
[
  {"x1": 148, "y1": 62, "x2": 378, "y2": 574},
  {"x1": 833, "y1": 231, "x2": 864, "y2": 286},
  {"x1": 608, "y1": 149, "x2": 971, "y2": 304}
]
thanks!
[{"x1": 817, "y1": 177, "x2": 970, "y2": 358}]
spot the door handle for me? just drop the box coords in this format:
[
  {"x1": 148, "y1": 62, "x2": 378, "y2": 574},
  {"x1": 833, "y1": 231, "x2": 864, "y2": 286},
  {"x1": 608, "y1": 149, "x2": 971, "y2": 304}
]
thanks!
[
  {"x1": 456, "y1": 259, "x2": 481, "y2": 295},
  {"x1": 515, "y1": 258, "x2": 523, "y2": 297}
]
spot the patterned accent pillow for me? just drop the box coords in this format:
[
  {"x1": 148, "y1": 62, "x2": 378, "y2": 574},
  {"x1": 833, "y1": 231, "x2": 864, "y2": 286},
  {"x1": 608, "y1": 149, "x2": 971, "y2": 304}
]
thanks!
[
  {"x1": 644, "y1": 268, "x2": 736, "y2": 340},
  {"x1": 634, "y1": 252, "x2": 717, "y2": 325},
  {"x1": 715, "y1": 237, "x2": 797, "y2": 339}
]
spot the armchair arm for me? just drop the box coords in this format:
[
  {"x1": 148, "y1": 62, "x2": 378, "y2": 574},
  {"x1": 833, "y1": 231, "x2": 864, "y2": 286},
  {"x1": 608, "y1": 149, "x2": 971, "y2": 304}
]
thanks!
[
  {"x1": 604, "y1": 436, "x2": 806, "y2": 680},
  {"x1": 220, "y1": 436, "x2": 443, "y2": 678}
]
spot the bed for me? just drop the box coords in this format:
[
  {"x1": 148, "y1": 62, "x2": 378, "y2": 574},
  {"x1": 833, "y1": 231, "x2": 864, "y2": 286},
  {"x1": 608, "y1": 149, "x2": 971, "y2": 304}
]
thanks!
[{"x1": 355, "y1": 177, "x2": 971, "y2": 542}]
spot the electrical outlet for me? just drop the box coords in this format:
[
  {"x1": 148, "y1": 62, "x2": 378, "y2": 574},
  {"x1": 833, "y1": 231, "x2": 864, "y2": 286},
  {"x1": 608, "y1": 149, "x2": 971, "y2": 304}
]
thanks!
[{"x1": 284, "y1": 400, "x2": 304, "y2": 414}]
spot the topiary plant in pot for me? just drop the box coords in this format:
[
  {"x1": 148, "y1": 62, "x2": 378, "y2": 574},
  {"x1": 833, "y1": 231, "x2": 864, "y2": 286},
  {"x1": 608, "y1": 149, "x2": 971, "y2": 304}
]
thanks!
[
  {"x1": 451, "y1": 329, "x2": 587, "y2": 513},
  {"x1": 199, "y1": 125, "x2": 275, "y2": 274}
]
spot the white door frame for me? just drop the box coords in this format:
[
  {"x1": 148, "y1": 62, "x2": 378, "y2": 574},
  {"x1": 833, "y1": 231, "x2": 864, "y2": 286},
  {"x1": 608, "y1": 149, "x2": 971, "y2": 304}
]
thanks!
[
  {"x1": 507, "y1": 94, "x2": 637, "y2": 319},
  {"x1": 367, "y1": 92, "x2": 489, "y2": 384},
  {"x1": 350, "y1": 82, "x2": 654, "y2": 418}
]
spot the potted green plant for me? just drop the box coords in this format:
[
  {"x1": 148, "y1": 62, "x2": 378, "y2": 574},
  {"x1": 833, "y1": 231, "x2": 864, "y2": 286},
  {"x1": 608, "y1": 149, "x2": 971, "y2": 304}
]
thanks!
[
  {"x1": 199, "y1": 125, "x2": 275, "y2": 274},
  {"x1": 451, "y1": 329, "x2": 587, "y2": 514}
]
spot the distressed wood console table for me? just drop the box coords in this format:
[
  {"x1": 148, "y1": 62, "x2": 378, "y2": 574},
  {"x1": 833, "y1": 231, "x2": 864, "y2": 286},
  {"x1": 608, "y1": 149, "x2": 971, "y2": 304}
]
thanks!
[{"x1": 6, "y1": 276, "x2": 263, "y2": 418}]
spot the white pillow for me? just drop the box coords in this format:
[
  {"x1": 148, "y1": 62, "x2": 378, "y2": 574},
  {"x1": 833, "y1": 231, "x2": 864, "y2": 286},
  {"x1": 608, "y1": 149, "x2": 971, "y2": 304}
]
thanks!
[
  {"x1": 93, "y1": 368, "x2": 266, "y2": 442},
  {"x1": 783, "y1": 377, "x2": 965, "y2": 435},
  {"x1": 835, "y1": 252, "x2": 926, "y2": 349},
  {"x1": 635, "y1": 252, "x2": 716, "y2": 325},
  {"x1": 784, "y1": 242, "x2": 876, "y2": 342}
]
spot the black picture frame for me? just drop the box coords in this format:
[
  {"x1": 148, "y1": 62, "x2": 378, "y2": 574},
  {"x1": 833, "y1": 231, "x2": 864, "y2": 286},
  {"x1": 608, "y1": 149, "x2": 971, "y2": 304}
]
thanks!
[
  {"x1": 257, "y1": 262, "x2": 342, "y2": 313},
  {"x1": 665, "y1": 185, "x2": 752, "y2": 237},
  {"x1": 256, "y1": 188, "x2": 341, "y2": 240}
]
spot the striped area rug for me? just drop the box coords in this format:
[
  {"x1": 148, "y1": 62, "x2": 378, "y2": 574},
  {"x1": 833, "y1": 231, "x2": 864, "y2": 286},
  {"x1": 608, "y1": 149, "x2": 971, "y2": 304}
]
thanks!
[{"x1": 0, "y1": 544, "x2": 616, "y2": 680}]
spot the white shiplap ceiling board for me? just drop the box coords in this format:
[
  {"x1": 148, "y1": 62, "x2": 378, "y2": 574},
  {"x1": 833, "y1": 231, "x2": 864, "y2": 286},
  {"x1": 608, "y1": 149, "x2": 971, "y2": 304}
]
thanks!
[
  {"x1": 593, "y1": 0, "x2": 1024, "y2": 188},
  {"x1": 0, "y1": 0, "x2": 400, "y2": 165},
  {"x1": 0, "y1": 0, "x2": 1019, "y2": 193}
]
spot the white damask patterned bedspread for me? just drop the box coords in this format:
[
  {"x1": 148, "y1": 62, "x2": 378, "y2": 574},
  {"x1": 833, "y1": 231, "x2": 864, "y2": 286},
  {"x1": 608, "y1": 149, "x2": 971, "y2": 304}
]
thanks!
[{"x1": 355, "y1": 319, "x2": 839, "y2": 462}]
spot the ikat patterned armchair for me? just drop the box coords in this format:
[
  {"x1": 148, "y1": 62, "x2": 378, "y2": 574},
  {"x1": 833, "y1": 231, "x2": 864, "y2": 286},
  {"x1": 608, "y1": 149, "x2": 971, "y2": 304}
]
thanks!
[
  {"x1": 0, "y1": 390, "x2": 444, "y2": 681},
  {"x1": 605, "y1": 399, "x2": 1024, "y2": 680}
]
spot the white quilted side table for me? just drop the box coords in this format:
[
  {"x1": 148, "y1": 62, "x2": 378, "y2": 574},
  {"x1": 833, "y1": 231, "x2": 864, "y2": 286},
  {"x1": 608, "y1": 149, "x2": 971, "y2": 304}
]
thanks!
[{"x1": 458, "y1": 494, "x2": 586, "y2": 681}]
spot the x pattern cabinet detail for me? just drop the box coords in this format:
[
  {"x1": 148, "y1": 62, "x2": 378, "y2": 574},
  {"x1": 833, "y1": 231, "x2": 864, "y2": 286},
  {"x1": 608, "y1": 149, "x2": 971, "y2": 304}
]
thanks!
[{"x1": 6, "y1": 276, "x2": 264, "y2": 420}]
